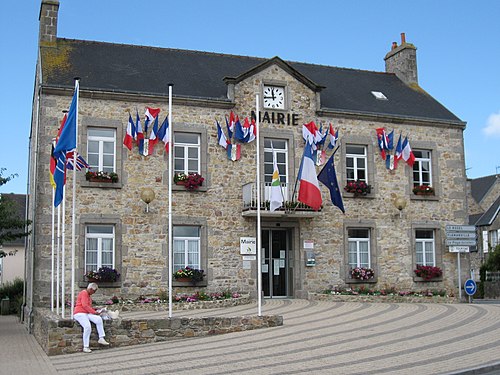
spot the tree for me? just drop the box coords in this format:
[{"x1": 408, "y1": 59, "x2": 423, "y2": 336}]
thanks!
[{"x1": 0, "y1": 168, "x2": 31, "y2": 257}]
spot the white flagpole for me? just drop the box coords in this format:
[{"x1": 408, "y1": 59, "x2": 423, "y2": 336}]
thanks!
[
  {"x1": 56, "y1": 203, "x2": 60, "y2": 314},
  {"x1": 168, "y1": 84, "x2": 173, "y2": 318},
  {"x1": 51, "y1": 188, "x2": 55, "y2": 311},
  {"x1": 256, "y1": 94, "x2": 262, "y2": 316},
  {"x1": 61, "y1": 186, "x2": 66, "y2": 318},
  {"x1": 71, "y1": 78, "x2": 79, "y2": 317}
]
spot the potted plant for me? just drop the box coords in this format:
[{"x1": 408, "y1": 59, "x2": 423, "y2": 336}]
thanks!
[
  {"x1": 86, "y1": 171, "x2": 119, "y2": 183},
  {"x1": 351, "y1": 267, "x2": 375, "y2": 280},
  {"x1": 85, "y1": 267, "x2": 120, "y2": 282},
  {"x1": 344, "y1": 180, "x2": 371, "y2": 196},
  {"x1": 412, "y1": 185, "x2": 434, "y2": 196},
  {"x1": 174, "y1": 172, "x2": 204, "y2": 190},
  {"x1": 173, "y1": 266, "x2": 205, "y2": 284},
  {"x1": 414, "y1": 264, "x2": 442, "y2": 280}
]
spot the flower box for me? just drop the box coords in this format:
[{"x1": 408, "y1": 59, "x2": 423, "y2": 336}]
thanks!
[
  {"x1": 173, "y1": 266, "x2": 205, "y2": 284},
  {"x1": 414, "y1": 265, "x2": 442, "y2": 281},
  {"x1": 412, "y1": 185, "x2": 434, "y2": 196},
  {"x1": 173, "y1": 172, "x2": 204, "y2": 191},
  {"x1": 351, "y1": 267, "x2": 375, "y2": 281},
  {"x1": 86, "y1": 171, "x2": 119, "y2": 183},
  {"x1": 344, "y1": 180, "x2": 371, "y2": 196},
  {"x1": 84, "y1": 267, "x2": 120, "y2": 282}
]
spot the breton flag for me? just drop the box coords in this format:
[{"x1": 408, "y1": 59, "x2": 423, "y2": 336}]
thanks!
[
  {"x1": 394, "y1": 133, "x2": 403, "y2": 169},
  {"x1": 317, "y1": 153, "x2": 345, "y2": 213},
  {"x1": 65, "y1": 151, "x2": 90, "y2": 171},
  {"x1": 136, "y1": 110, "x2": 145, "y2": 155},
  {"x1": 53, "y1": 81, "x2": 79, "y2": 207},
  {"x1": 216, "y1": 120, "x2": 228, "y2": 149},
  {"x1": 123, "y1": 114, "x2": 136, "y2": 150},
  {"x1": 401, "y1": 137, "x2": 416, "y2": 167},
  {"x1": 156, "y1": 115, "x2": 170, "y2": 152},
  {"x1": 297, "y1": 142, "x2": 322, "y2": 211},
  {"x1": 303, "y1": 121, "x2": 323, "y2": 149},
  {"x1": 148, "y1": 116, "x2": 160, "y2": 155},
  {"x1": 269, "y1": 148, "x2": 283, "y2": 212},
  {"x1": 327, "y1": 124, "x2": 338, "y2": 149}
]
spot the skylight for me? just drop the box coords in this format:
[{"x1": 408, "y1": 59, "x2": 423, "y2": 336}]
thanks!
[{"x1": 371, "y1": 91, "x2": 388, "y2": 100}]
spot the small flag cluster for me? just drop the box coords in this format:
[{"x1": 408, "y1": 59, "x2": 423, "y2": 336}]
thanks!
[
  {"x1": 215, "y1": 111, "x2": 257, "y2": 161},
  {"x1": 123, "y1": 107, "x2": 169, "y2": 156},
  {"x1": 375, "y1": 127, "x2": 415, "y2": 170},
  {"x1": 303, "y1": 121, "x2": 338, "y2": 166}
]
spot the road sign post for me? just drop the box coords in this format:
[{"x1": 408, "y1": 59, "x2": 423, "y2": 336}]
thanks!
[{"x1": 464, "y1": 279, "x2": 477, "y2": 303}]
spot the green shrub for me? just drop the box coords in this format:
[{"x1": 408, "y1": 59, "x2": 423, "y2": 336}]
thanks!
[{"x1": 0, "y1": 277, "x2": 24, "y2": 315}]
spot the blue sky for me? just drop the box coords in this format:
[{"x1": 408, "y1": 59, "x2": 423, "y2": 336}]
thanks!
[{"x1": 1, "y1": 0, "x2": 499, "y2": 193}]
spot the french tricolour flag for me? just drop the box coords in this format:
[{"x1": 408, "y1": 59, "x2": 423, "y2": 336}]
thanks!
[
  {"x1": 148, "y1": 116, "x2": 160, "y2": 155},
  {"x1": 298, "y1": 142, "x2": 322, "y2": 211},
  {"x1": 401, "y1": 137, "x2": 416, "y2": 167},
  {"x1": 156, "y1": 115, "x2": 170, "y2": 152},
  {"x1": 216, "y1": 120, "x2": 228, "y2": 149},
  {"x1": 144, "y1": 107, "x2": 160, "y2": 133},
  {"x1": 123, "y1": 114, "x2": 136, "y2": 150}
]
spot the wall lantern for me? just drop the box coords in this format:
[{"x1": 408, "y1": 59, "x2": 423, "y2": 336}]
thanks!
[
  {"x1": 393, "y1": 196, "x2": 407, "y2": 218},
  {"x1": 140, "y1": 187, "x2": 155, "y2": 213}
]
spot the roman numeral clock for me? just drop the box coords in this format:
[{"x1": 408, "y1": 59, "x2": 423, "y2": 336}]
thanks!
[{"x1": 263, "y1": 84, "x2": 285, "y2": 110}]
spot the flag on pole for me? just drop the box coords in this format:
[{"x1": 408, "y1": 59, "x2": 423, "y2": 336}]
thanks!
[
  {"x1": 375, "y1": 127, "x2": 389, "y2": 160},
  {"x1": 136, "y1": 110, "x2": 144, "y2": 155},
  {"x1": 216, "y1": 120, "x2": 228, "y2": 149},
  {"x1": 148, "y1": 116, "x2": 160, "y2": 155},
  {"x1": 53, "y1": 82, "x2": 79, "y2": 207},
  {"x1": 303, "y1": 121, "x2": 322, "y2": 149},
  {"x1": 327, "y1": 124, "x2": 338, "y2": 149},
  {"x1": 144, "y1": 107, "x2": 160, "y2": 134},
  {"x1": 269, "y1": 148, "x2": 283, "y2": 212},
  {"x1": 65, "y1": 151, "x2": 89, "y2": 171},
  {"x1": 156, "y1": 115, "x2": 170, "y2": 152},
  {"x1": 317, "y1": 153, "x2": 345, "y2": 213},
  {"x1": 297, "y1": 142, "x2": 322, "y2": 211},
  {"x1": 123, "y1": 114, "x2": 136, "y2": 150},
  {"x1": 227, "y1": 111, "x2": 236, "y2": 140},
  {"x1": 385, "y1": 154, "x2": 395, "y2": 170},
  {"x1": 401, "y1": 137, "x2": 416, "y2": 167},
  {"x1": 394, "y1": 133, "x2": 403, "y2": 169}
]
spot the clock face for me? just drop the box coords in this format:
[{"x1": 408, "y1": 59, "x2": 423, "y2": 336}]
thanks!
[{"x1": 263, "y1": 85, "x2": 285, "y2": 109}]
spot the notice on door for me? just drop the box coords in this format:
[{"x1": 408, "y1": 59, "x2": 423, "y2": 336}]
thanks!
[
  {"x1": 274, "y1": 260, "x2": 280, "y2": 275},
  {"x1": 240, "y1": 237, "x2": 256, "y2": 255}
]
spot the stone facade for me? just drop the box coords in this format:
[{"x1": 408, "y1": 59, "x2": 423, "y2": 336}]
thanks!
[{"x1": 25, "y1": 2, "x2": 470, "y2": 321}]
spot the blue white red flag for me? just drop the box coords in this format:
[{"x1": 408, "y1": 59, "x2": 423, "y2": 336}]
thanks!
[
  {"x1": 216, "y1": 120, "x2": 228, "y2": 149},
  {"x1": 303, "y1": 121, "x2": 322, "y2": 149},
  {"x1": 376, "y1": 127, "x2": 389, "y2": 160},
  {"x1": 394, "y1": 133, "x2": 403, "y2": 169},
  {"x1": 297, "y1": 142, "x2": 322, "y2": 211},
  {"x1": 136, "y1": 110, "x2": 145, "y2": 155},
  {"x1": 227, "y1": 143, "x2": 241, "y2": 161},
  {"x1": 327, "y1": 124, "x2": 338, "y2": 149},
  {"x1": 123, "y1": 114, "x2": 136, "y2": 151},
  {"x1": 387, "y1": 129, "x2": 394, "y2": 150},
  {"x1": 144, "y1": 107, "x2": 160, "y2": 134},
  {"x1": 156, "y1": 115, "x2": 170, "y2": 152},
  {"x1": 385, "y1": 154, "x2": 395, "y2": 170},
  {"x1": 65, "y1": 151, "x2": 90, "y2": 171},
  {"x1": 246, "y1": 117, "x2": 256, "y2": 143},
  {"x1": 401, "y1": 137, "x2": 416, "y2": 167},
  {"x1": 226, "y1": 111, "x2": 236, "y2": 140},
  {"x1": 148, "y1": 117, "x2": 160, "y2": 155},
  {"x1": 317, "y1": 153, "x2": 345, "y2": 213}
]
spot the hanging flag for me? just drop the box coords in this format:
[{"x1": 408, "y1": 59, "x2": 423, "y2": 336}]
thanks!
[
  {"x1": 316, "y1": 150, "x2": 326, "y2": 167},
  {"x1": 216, "y1": 120, "x2": 228, "y2": 149},
  {"x1": 385, "y1": 154, "x2": 395, "y2": 170},
  {"x1": 50, "y1": 114, "x2": 68, "y2": 189},
  {"x1": 53, "y1": 82, "x2": 79, "y2": 207},
  {"x1": 303, "y1": 121, "x2": 322, "y2": 148},
  {"x1": 401, "y1": 137, "x2": 416, "y2": 167},
  {"x1": 327, "y1": 124, "x2": 338, "y2": 149},
  {"x1": 387, "y1": 129, "x2": 394, "y2": 150},
  {"x1": 65, "y1": 151, "x2": 90, "y2": 171},
  {"x1": 297, "y1": 142, "x2": 322, "y2": 211},
  {"x1": 227, "y1": 143, "x2": 241, "y2": 161},
  {"x1": 317, "y1": 124, "x2": 326, "y2": 147},
  {"x1": 246, "y1": 117, "x2": 257, "y2": 143},
  {"x1": 269, "y1": 148, "x2": 283, "y2": 212},
  {"x1": 123, "y1": 114, "x2": 136, "y2": 151},
  {"x1": 144, "y1": 107, "x2": 160, "y2": 134},
  {"x1": 156, "y1": 115, "x2": 170, "y2": 152},
  {"x1": 394, "y1": 133, "x2": 403, "y2": 169},
  {"x1": 136, "y1": 110, "x2": 144, "y2": 155},
  {"x1": 375, "y1": 127, "x2": 390, "y2": 160},
  {"x1": 226, "y1": 111, "x2": 236, "y2": 140},
  {"x1": 234, "y1": 115, "x2": 247, "y2": 142},
  {"x1": 148, "y1": 116, "x2": 160, "y2": 155},
  {"x1": 317, "y1": 153, "x2": 345, "y2": 213}
]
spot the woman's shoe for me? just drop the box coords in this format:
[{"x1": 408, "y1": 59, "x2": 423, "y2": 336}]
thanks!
[
  {"x1": 83, "y1": 347, "x2": 92, "y2": 353},
  {"x1": 98, "y1": 338, "x2": 109, "y2": 345}
]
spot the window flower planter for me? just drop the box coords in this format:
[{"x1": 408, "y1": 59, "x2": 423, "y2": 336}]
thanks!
[
  {"x1": 413, "y1": 265, "x2": 442, "y2": 281},
  {"x1": 412, "y1": 185, "x2": 434, "y2": 196},
  {"x1": 85, "y1": 171, "x2": 119, "y2": 183},
  {"x1": 351, "y1": 267, "x2": 375, "y2": 281},
  {"x1": 173, "y1": 266, "x2": 205, "y2": 284},
  {"x1": 173, "y1": 172, "x2": 204, "y2": 191},
  {"x1": 344, "y1": 180, "x2": 371, "y2": 196}
]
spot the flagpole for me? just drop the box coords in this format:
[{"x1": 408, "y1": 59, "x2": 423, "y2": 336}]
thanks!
[
  {"x1": 51, "y1": 188, "x2": 55, "y2": 311},
  {"x1": 168, "y1": 84, "x2": 173, "y2": 318},
  {"x1": 71, "y1": 78, "x2": 80, "y2": 317},
  {"x1": 56, "y1": 203, "x2": 60, "y2": 314},
  {"x1": 61, "y1": 186, "x2": 66, "y2": 318},
  {"x1": 256, "y1": 94, "x2": 262, "y2": 316}
]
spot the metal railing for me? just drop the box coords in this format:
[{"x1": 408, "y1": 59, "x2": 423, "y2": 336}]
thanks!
[
  {"x1": 485, "y1": 271, "x2": 500, "y2": 282},
  {"x1": 242, "y1": 182, "x2": 316, "y2": 212}
]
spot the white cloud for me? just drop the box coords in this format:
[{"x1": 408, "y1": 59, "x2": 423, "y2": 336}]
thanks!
[{"x1": 483, "y1": 111, "x2": 500, "y2": 137}]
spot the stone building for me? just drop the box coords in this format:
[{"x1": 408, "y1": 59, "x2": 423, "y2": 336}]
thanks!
[{"x1": 25, "y1": 0, "x2": 468, "y2": 317}]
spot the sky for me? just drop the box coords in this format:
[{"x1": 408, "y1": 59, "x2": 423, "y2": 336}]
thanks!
[{"x1": 1, "y1": 0, "x2": 499, "y2": 194}]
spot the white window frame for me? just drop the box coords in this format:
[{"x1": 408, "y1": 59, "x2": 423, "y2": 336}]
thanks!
[
  {"x1": 346, "y1": 145, "x2": 368, "y2": 183},
  {"x1": 264, "y1": 139, "x2": 289, "y2": 201},
  {"x1": 415, "y1": 229, "x2": 435, "y2": 266},
  {"x1": 348, "y1": 228, "x2": 371, "y2": 268},
  {"x1": 87, "y1": 128, "x2": 116, "y2": 173},
  {"x1": 490, "y1": 230, "x2": 499, "y2": 248},
  {"x1": 173, "y1": 226, "x2": 201, "y2": 271},
  {"x1": 85, "y1": 225, "x2": 115, "y2": 272},
  {"x1": 412, "y1": 149, "x2": 432, "y2": 187},
  {"x1": 174, "y1": 132, "x2": 201, "y2": 175}
]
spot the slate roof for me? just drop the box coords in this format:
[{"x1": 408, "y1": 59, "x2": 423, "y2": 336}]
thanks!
[
  {"x1": 470, "y1": 174, "x2": 499, "y2": 203},
  {"x1": 474, "y1": 195, "x2": 500, "y2": 227},
  {"x1": 40, "y1": 39, "x2": 463, "y2": 124}
]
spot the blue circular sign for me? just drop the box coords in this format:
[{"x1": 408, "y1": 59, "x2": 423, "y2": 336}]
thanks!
[{"x1": 464, "y1": 279, "x2": 477, "y2": 296}]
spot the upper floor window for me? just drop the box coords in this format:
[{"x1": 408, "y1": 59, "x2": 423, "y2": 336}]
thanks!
[
  {"x1": 87, "y1": 128, "x2": 116, "y2": 173},
  {"x1": 346, "y1": 145, "x2": 367, "y2": 183},
  {"x1": 415, "y1": 229, "x2": 435, "y2": 266},
  {"x1": 412, "y1": 150, "x2": 432, "y2": 187},
  {"x1": 173, "y1": 226, "x2": 201, "y2": 271},
  {"x1": 348, "y1": 228, "x2": 370, "y2": 268},
  {"x1": 85, "y1": 225, "x2": 115, "y2": 273},
  {"x1": 264, "y1": 139, "x2": 288, "y2": 201},
  {"x1": 174, "y1": 132, "x2": 200, "y2": 174}
]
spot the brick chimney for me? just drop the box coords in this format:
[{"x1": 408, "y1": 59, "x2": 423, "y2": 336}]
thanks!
[
  {"x1": 39, "y1": 0, "x2": 59, "y2": 43},
  {"x1": 384, "y1": 33, "x2": 418, "y2": 86}
]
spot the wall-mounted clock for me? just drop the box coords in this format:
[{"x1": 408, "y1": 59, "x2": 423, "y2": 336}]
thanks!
[{"x1": 263, "y1": 85, "x2": 285, "y2": 110}]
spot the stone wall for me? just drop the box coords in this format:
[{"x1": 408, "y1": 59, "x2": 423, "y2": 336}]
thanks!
[
  {"x1": 32, "y1": 306, "x2": 283, "y2": 356},
  {"x1": 484, "y1": 281, "x2": 500, "y2": 299},
  {"x1": 309, "y1": 292, "x2": 457, "y2": 304}
]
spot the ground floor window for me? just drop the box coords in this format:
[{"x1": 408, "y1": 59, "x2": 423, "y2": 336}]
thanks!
[
  {"x1": 348, "y1": 228, "x2": 371, "y2": 268},
  {"x1": 85, "y1": 225, "x2": 115, "y2": 272},
  {"x1": 173, "y1": 226, "x2": 201, "y2": 271},
  {"x1": 415, "y1": 229, "x2": 435, "y2": 266}
]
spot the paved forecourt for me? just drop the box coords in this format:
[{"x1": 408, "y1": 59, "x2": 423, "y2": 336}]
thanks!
[{"x1": 45, "y1": 299, "x2": 500, "y2": 375}]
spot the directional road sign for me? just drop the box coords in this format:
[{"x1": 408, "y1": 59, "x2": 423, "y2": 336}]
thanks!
[
  {"x1": 446, "y1": 239, "x2": 477, "y2": 246},
  {"x1": 445, "y1": 232, "x2": 477, "y2": 239},
  {"x1": 449, "y1": 246, "x2": 470, "y2": 253},
  {"x1": 464, "y1": 279, "x2": 477, "y2": 296},
  {"x1": 445, "y1": 225, "x2": 475, "y2": 232}
]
